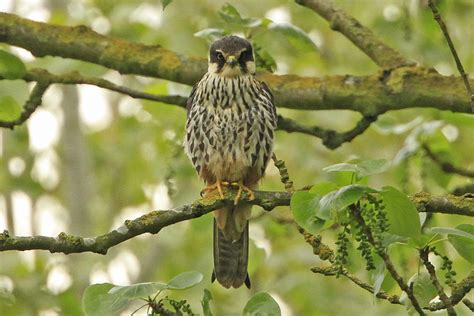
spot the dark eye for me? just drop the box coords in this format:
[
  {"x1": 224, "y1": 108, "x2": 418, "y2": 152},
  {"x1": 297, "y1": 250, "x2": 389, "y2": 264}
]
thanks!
[
  {"x1": 239, "y1": 49, "x2": 252, "y2": 61},
  {"x1": 216, "y1": 52, "x2": 224, "y2": 60}
]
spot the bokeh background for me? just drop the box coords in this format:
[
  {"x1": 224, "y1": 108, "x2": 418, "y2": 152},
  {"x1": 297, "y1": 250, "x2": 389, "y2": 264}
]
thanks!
[{"x1": 0, "y1": 0, "x2": 473, "y2": 315}]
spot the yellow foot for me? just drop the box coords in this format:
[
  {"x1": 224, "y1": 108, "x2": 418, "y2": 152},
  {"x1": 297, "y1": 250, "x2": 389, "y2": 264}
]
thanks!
[
  {"x1": 201, "y1": 180, "x2": 226, "y2": 199},
  {"x1": 234, "y1": 181, "x2": 255, "y2": 205}
]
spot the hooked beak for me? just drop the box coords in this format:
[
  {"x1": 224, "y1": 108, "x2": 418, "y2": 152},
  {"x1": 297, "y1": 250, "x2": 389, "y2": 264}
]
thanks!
[{"x1": 226, "y1": 55, "x2": 238, "y2": 67}]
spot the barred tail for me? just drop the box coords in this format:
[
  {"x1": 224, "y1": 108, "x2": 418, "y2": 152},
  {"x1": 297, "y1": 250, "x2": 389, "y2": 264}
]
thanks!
[{"x1": 212, "y1": 206, "x2": 251, "y2": 289}]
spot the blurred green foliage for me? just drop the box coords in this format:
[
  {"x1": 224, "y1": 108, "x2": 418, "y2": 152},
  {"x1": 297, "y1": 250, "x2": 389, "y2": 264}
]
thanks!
[{"x1": 0, "y1": 0, "x2": 473, "y2": 315}]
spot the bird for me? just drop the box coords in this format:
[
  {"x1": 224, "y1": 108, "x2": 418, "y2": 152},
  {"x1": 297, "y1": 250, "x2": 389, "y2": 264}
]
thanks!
[{"x1": 184, "y1": 35, "x2": 277, "y2": 288}]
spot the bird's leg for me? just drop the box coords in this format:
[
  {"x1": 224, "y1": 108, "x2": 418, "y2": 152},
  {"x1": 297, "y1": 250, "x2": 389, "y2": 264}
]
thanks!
[
  {"x1": 234, "y1": 180, "x2": 255, "y2": 205},
  {"x1": 201, "y1": 179, "x2": 226, "y2": 199}
]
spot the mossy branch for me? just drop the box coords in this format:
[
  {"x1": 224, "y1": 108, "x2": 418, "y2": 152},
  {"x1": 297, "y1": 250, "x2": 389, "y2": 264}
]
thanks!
[
  {"x1": 0, "y1": 191, "x2": 471, "y2": 254},
  {"x1": 0, "y1": 13, "x2": 472, "y2": 117},
  {"x1": 411, "y1": 192, "x2": 474, "y2": 217},
  {"x1": 0, "y1": 190, "x2": 289, "y2": 254},
  {"x1": 295, "y1": 0, "x2": 412, "y2": 69}
]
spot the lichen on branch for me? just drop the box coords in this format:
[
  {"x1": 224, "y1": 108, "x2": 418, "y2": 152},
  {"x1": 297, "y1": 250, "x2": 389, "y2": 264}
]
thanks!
[
  {"x1": 0, "y1": 13, "x2": 472, "y2": 116},
  {"x1": 0, "y1": 191, "x2": 471, "y2": 254}
]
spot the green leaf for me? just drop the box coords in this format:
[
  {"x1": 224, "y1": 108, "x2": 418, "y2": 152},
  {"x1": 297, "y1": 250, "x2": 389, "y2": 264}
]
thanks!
[
  {"x1": 0, "y1": 50, "x2": 26, "y2": 79},
  {"x1": 243, "y1": 292, "x2": 281, "y2": 316},
  {"x1": 381, "y1": 232, "x2": 407, "y2": 247},
  {"x1": 323, "y1": 159, "x2": 390, "y2": 178},
  {"x1": 201, "y1": 289, "x2": 213, "y2": 316},
  {"x1": 357, "y1": 159, "x2": 391, "y2": 177},
  {"x1": 219, "y1": 4, "x2": 262, "y2": 28},
  {"x1": 401, "y1": 273, "x2": 437, "y2": 313},
  {"x1": 253, "y1": 43, "x2": 277, "y2": 73},
  {"x1": 447, "y1": 224, "x2": 474, "y2": 263},
  {"x1": 267, "y1": 23, "x2": 317, "y2": 52},
  {"x1": 318, "y1": 185, "x2": 370, "y2": 220},
  {"x1": 194, "y1": 28, "x2": 226, "y2": 42},
  {"x1": 82, "y1": 283, "x2": 128, "y2": 316},
  {"x1": 371, "y1": 260, "x2": 386, "y2": 298},
  {"x1": 167, "y1": 271, "x2": 203, "y2": 290},
  {"x1": 290, "y1": 182, "x2": 338, "y2": 233},
  {"x1": 380, "y1": 186, "x2": 421, "y2": 239},
  {"x1": 290, "y1": 191, "x2": 324, "y2": 234},
  {"x1": 441, "y1": 112, "x2": 474, "y2": 128},
  {"x1": 160, "y1": 0, "x2": 173, "y2": 10},
  {"x1": 374, "y1": 115, "x2": 423, "y2": 135},
  {"x1": 309, "y1": 182, "x2": 339, "y2": 195},
  {"x1": 322, "y1": 163, "x2": 359, "y2": 174},
  {"x1": 108, "y1": 282, "x2": 168, "y2": 299},
  {"x1": 0, "y1": 96, "x2": 21, "y2": 121},
  {"x1": 430, "y1": 226, "x2": 474, "y2": 240}
]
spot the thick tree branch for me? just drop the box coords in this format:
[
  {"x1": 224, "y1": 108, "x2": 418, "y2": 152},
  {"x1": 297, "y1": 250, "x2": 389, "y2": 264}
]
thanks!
[
  {"x1": 411, "y1": 192, "x2": 474, "y2": 217},
  {"x1": 295, "y1": 0, "x2": 412, "y2": 69},
  {"x1": 0, "y1": 191, "x2": 471, "y2": 254},
  {"x1": 0, "y1": 190, "x2": 290, "y2": 254},
  {"x1": 0, "y1": 13, "x2": 472, "y2": 116},
  {"x1": 0, "y1": 13, "x2": 205, "y2": 85}
]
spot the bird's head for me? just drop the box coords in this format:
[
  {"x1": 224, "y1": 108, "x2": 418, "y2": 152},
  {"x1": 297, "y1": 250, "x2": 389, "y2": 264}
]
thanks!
[{"x1": 208, "y1": 35, "x2": 255, "y2": 78}]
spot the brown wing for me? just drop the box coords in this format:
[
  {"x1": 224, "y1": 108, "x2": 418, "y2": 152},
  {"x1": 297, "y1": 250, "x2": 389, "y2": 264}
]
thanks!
[
  {"x1": 259, "y1": 80, "x2": 277, "y2": 124},
  {"x1": 186, "y1": 83, "x2": 198, "y2": 117}
]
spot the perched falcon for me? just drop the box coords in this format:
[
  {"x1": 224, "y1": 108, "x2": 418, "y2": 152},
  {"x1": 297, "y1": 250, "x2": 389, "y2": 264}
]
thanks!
[{"x1": 184, "y1": 36, "x2": 277, "y2": 288}]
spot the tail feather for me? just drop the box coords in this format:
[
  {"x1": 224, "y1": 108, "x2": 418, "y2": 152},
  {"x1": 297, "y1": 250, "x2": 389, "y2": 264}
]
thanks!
[{"x1": 212, "y1": 218, "x2": 250, "y2": 289}]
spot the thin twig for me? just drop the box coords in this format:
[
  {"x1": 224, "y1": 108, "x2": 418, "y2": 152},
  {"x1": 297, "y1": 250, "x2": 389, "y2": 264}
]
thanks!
[
  {"x1": 311, "y1": 266, "x2": 403, "y2": 305},
  {"x1": 299, "y1": 227, "x2": 334, "y2": 262},
  {"x1": 425, "y1": 271, "x2": 474, "y2": 312},
  {"x1": 427, "y1": 0, "x2": 474, "y2": 113},
  {"x1": 420, "y1": 247, "x2": 456, "y2": 316},
  {"x1": 271, "y1": 153, "x2": 295, "y2": 191},
  {"x1": 0, "y1": 81, "x2": 50, "y2": 129},
  {"x1": 23, "y1": 68, "x2": 188, "y2": 108},
  {"x1": 5, "y1": 69, "x2": 374, "y2": 149},
  {"x1": 300, "y1": 227, "x2": 403, "y2": 305},
  {"x1": 277, "y1": 114, "x2": 378, "y2": 149},
  {"x1": 423, "y1": 144, "x2": 474, "y2": 178}
]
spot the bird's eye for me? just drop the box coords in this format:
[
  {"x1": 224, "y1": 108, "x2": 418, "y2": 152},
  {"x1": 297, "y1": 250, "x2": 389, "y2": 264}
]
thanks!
[
  {"x1": 239, "y1": 49, "x2": 251, "y2": 61},
  {"x1": 216, "y1": 52, "x2": 224, "y2": 60}
]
